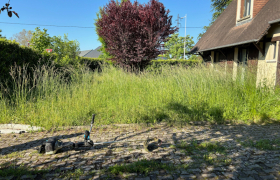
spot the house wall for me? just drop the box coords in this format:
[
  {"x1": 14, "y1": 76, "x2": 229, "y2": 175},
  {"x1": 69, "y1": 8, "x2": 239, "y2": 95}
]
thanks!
[
  {"x1": 233, "y1": 47, "x2": 239, "y2": 80},
  {"x1": 267, "y1": 24, "x2": 280, "y2": 38},
  {"x1": 253, "y1": 0, "x2": 269, "y2": 17},
  {"x1": 256, "y1": 23, "x2": 280, "y2": 87},
  {"x1": 277, "y1": 42, "x2": 280, "y2": 87}
]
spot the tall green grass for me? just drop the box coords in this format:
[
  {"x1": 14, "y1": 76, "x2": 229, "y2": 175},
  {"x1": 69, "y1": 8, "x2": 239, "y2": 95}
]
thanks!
[{"x1": 0, "y1": 63, "x2": 279, "y2": 130}]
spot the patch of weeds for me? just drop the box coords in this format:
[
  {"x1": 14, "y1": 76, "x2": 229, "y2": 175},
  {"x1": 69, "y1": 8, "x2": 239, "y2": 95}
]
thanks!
[
  {"x1": 199, "y1": 141, "x2": 226, "y2": 154},
  {"x1": 1, "y1": 151, "x2": 24, "y2": 159},
  {"x1": 128, "y1": 148, "x2": 134, "y2": 152},
  {"x1": 114, "y1": 148, "x2": 122, "y2": 152},
  {"x1": 31, "y1": 150, "x2": 38, "y2": 155},
  {"x1": 108, "y1": 159, "x2": 176, "y2": 176},
  {"x1": 179, "y1": 164, "x2": 189, "y2": 170},
  {"x1": 203, "y1": 153, "x2": 232, "y2": 165},
  {"x1": 237, "y1": 138, "x2": 280, "y2": 150},
  {"x1": 0, "y1": 164, "x2": 48, "y2": 178},
  {"x1": 59, "y1": 168, "x2": 84, "y2": 179},
  {"x1": 223, "y1": 158, "x2": 232, "y2": 165},
  {"x1": 175, "y1": 139, "x2": 226, "y2": 155}
]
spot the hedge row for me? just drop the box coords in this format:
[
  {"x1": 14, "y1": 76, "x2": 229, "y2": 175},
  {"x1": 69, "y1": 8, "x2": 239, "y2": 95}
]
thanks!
[
  {"x1": 149, "y1": 59, "x2": 202, "y2": 67},
  {"x1": 0, "y1": 38, "x2": 55, "y2": 82},
  {"x1": 83, "y1": 58, "x2": 203, "y2": 71}
]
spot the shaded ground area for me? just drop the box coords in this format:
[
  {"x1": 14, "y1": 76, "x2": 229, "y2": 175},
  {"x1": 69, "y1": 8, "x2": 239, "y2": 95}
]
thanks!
[{"x1": 1, "y1": 123, "x2": 280, "y2": 180}]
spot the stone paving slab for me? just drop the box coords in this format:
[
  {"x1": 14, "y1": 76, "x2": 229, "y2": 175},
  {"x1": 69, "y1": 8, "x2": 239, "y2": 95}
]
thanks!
[
  {"x1": 0, "y1": 124, "x2": 44, "y2": 134},
  {"x1": 0, "y1": 123, "x2": 280, "y2": 180}
]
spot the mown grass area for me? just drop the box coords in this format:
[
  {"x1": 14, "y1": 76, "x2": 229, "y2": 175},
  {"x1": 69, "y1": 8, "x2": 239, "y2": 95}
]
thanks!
[{"x1": 0, "y1": 63, "x2": 280, "y2": 130}]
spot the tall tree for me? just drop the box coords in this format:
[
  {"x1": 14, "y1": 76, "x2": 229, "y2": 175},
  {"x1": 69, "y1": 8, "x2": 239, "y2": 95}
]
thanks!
[
  {"x1": 95, "y1": 0, "x2": 129, "y2": 59},
  {"x1": 10, "y1": 29, "x2": 33, "y2": 47},
  {"x1": 197, "y1": 0, "x2": 232, "y2": 40},
  {"x1": 30, "y1": 27, "x2": 52, "y2": 53},
  {"x1": 51, "y1": 34, "x2": 80, "y2": 60},
  {"x1": 29, "y1": 27, "x2": 80, "y2": 65},
  {"x1": 163, "y1": 33, "x2": 194, "y2": 59},
  {"x1": 95, "y1": 0, "x2": 177, "y2": 70}
]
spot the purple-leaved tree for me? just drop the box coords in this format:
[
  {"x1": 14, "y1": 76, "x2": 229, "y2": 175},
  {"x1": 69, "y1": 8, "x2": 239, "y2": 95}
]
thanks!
[{"x1": 95, "y1": 0, "x2": 177, "y2": 71}]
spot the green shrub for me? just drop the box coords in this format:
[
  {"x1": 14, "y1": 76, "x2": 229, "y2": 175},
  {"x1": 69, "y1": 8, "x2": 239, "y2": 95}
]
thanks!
[
  {"x1": 78, "y1": 57, "x2": 113, "y2": 71},
  {"x1": 0, "y1": 38, "x2": 55, "y2": 84}
]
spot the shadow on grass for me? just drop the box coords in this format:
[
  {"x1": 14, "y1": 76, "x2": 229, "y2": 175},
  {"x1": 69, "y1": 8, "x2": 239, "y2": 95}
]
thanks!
[{"x1": 167, "y1": 102, "x2": 225, "y2": 125}]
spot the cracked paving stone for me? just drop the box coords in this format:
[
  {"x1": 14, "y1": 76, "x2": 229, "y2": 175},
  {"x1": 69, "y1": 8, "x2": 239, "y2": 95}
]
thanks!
[
  {"x1": 157, "y1": 175, "x2": 173, "y2": 180},
  {"x1": 259, "y1": 175, "x2": 277, "y2": 180},
  {"x1": 135, "y1": 177, "x2": 150, "y2": 180},
  {"x1": 263, "y1": 169, "x2": 278, "y2": 174},
  {"x1": 201, "y1": 173, "x2": 216, "y2": 178},
  {"x1": 79, "y1": 175, "x2": 94, "y2": 180},
  {"x1": 242, "y1": 170, "x2": 258, "y2": 175},
  {"x1": 187, "y1": 168, "x2": 202, "y2": 173},
  {"x1": 239, "y1": 177, "x2": 255, "y2": 180},
  {"x1": 20, "y1": 175, "x2": 37, "y2": 179},
  {"x1": 180, "y1": 174, "x2": 196, "y2": 179}
]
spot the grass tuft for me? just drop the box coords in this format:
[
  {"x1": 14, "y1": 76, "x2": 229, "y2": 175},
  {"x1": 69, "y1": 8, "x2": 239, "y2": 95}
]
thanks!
[{"x1": 108, "y1": 159, "x2": 176, "y2": 176}]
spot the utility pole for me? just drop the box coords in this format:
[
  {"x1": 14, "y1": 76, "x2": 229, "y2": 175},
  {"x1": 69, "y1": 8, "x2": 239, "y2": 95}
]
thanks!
[
  {"x1": 181, "y1": 14, "x2": 187, "y2": 60},
  {"x1": 174, "y1": 14, "x2": 181, "y2": 59}
]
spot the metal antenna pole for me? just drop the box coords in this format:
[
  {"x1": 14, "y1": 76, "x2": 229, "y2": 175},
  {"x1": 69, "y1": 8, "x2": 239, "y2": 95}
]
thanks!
[
  {"x1": 185, "y1": 14, "x2": 187, "y2": 60},
  {"x1": 181, "y1": 14, "x2": 187, "y2": 60},
  {"x1": 177, "y1": 14, "x2": 180, "y2": 28}
]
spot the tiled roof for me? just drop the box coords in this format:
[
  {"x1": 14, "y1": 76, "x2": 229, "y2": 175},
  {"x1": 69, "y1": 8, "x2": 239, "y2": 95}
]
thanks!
[
  {"x1": 191, "y1": 0, "x2": 280, "y2": 53},
  {"x1": 79, "y1": 46, "x2": 102, "y2": 58}
]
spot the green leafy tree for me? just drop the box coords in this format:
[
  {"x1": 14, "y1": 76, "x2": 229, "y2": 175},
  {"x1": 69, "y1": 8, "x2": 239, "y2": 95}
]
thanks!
[
  {"x1": 30, "y1": 27, "x2": 52, "y2": 53},
  {"x1": 51, "y1": 34, "x2": 80, "y2": 61},
  {"x1": 0, "y1": 29, "x2": 6, "y2": 39},
  {"x1": 164, "y1": 33, "x2": 194, "y2": 59},
  {"x1": 188, "y1": 54, "x2": 201, "y2": 61},
  {"x1": 10, "y1": 29, "x2": 33, "y2": 47},
  {"x1": 198, "y1": 0, "x2": 232, "y2": 40},
  {"x1": 211, "y1": 0, "x2": 233, "y2": 20},
  {"x1": 29, "y1": 27, "x2": 80, "y2": 66}
]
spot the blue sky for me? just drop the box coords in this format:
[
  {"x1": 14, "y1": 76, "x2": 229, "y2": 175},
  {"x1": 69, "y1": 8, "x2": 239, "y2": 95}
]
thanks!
[{"x1": 0, "y1": 0, "x2": 213, "y2": 51}]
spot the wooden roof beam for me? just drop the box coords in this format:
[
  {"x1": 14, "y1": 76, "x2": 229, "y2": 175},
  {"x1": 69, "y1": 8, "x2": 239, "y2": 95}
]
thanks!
[{"x1": 253, "y1": 42, "x2": 265, "y2": 57}]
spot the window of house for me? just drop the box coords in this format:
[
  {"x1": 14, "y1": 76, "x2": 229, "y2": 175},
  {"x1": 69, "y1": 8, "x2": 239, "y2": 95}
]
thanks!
[
  {"x1": 238, "y1": 48, "x2": 248, "y2": 65},
  {"x1": 238, "y1": 0, "x2": 252, "y2": 21},
  {"x1": 242, "y1": 0, "x2": 251, "y2": 18}
]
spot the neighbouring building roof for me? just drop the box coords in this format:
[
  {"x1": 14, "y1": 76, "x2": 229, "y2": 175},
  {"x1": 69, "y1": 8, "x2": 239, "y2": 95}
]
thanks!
[
  {"x1": 79, "y1": 46, "x2": 102, "y2": 58},
  {"x1": 191, "y1": 0, "x2": 280, "y2": 53}
]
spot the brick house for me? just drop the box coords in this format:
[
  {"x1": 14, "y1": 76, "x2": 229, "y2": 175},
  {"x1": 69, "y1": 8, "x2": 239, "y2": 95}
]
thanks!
[{"x1": 191, "y1": 0, "x2": 280, "y2": 87}]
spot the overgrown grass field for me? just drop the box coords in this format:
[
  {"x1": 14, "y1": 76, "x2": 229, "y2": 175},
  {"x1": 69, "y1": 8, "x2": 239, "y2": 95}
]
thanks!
[{"x1": 0, "y1": 64, "x2": 279, "y2": 130}]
